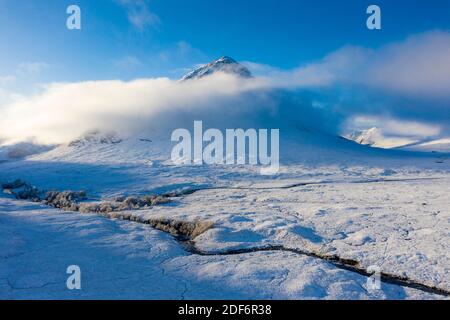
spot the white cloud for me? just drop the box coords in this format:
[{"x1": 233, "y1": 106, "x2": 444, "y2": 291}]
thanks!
[
  {"x1": 113, "y1": 56, "x2": 144, "y2": 70},
  {"x1": 117, "y1": 0, "x2": 160, "y2": 30},
  {"x1": 246, "y1": 31, "x2": 450, "y2": 99},
  {"x1": 0, "y1": 62, "x2": 48, "y2": 87},
  {"x1": 16, "y1": 62, "x2": 49, "y2": 76},
  {"x1": 0, "y1": 75, "x2": 15, "y2": 86},
  {"x1": 367, "y1": 31, "x2": 450, "y2": 99},
  {"x1": 382, "y1": 119, "x2": 441, "y2": 137},
  {"x1": 0, "y1": 62, "x2": 49, "y2": 105},
  {"x1": 245, "y1": 46, "x2": 371, "y2": 88},
  {"x1": 0, "y1": 74, "x2": 268, "y2": 145},
  {"x1": 347, "y1": 115, "x2": 442, "y2": 143}
]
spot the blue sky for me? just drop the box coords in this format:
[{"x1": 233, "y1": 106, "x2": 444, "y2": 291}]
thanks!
[{"x1": 1, "y1": 0, "x2": 450, "y2": 84}]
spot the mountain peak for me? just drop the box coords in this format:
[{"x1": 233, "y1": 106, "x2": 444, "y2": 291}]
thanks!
[
  {"x1": 216, "y1": 56, "x2": 237, "y2": 63},
  {"x1": 181, "y1": 56, "x2": 252, "y2": 81},
  {"x1": 347, "y1": 127, "x2": 381, "y2": 146}
]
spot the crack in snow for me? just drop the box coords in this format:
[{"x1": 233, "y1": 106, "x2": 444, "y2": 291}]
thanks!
[{"x1": 177, "y1": 242, "x2": 450, "y2": 297}]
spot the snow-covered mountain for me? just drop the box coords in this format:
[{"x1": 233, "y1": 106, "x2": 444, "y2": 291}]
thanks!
[
  {"x1": 346, "y1": 127, "x2": 382, "y2": 146},
  {"x1": 181, "y1": 56, "x2": 252, "y2": 81},
  {"x1": 68, "y1": 130, "x2": 122, "y2": 148},
  {"x1": 346, "y1": 127, "x2": 416, "y2": 149},
  {"x1": 346, "y1": 127, "x2": 450, "y2": 152},
  {"x1": 1, "y1": 57, "x2": 449, "y2": 300}
]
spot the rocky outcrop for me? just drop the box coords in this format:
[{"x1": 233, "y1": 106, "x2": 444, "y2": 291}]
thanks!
[
  {"x1": 1, "y1": 179, "x2": 172, "y2": 213},
  {"x1": 43, "y1": 190, "x2": 87, "y2": 211},
  {"x1": 68, "y1": 130, "x2": 122, "y2": 147},
  {"x1": 145, "y1": 219, "x2": 214, "y2": 240},
  {"x1": 2, "y1": 179, "x2": 41, "y2": 202},
  {"x1": 1, "y1": 179, "x2": 213, "y2": 241}
]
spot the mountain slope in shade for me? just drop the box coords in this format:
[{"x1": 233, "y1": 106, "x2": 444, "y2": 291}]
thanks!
[{"x1": 181, "y1": 56, "x2": 252, "y2": 81}]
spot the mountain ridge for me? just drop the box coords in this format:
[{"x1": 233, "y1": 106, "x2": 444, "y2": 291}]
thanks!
[{"x1": 181, "y1": 56, "x2": 252, "y2": 81}]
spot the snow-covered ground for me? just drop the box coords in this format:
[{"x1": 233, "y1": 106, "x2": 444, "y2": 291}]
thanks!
[
  {"x1": 0, "y1": 131, "x2": 449, "y2": 299},
  {"x1": 0, "y1": 196, "x2": 445, "y2": 300}
]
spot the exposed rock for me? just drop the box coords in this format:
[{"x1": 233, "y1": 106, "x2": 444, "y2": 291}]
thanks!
[
  {"x1": 142, "y1": 195, "x2": 171, "y2": 206},
  {"x1": 113, "y1": 196, "x2": 126, "y2": 203},
  {"x1": 117, "y1": 197, "x2": 146, "y2": 210},
  {"x1": 151, "y1": 196, "x2": 171, "y2": 205},
  {"x1": 162, "y1": 189, "x2": 198, "y2": 198},
  {"x1": 79, "y1": 203, "x2": 100, "y2": 214},
  {"x1": 2, "y1": 179, "x2": 27, "y2": 189},
  {"x1": 1, "y1": 179, "x2": 42, "y2": 202},
  {"x1": 3, "y1": 178, "x2": 177, "y2": 214},
  {"x1": 3, "y1": 178, "x2": 214, "y2": 242},
  {"x1": 15, "y1": 185, "x2": 41, "y2": 202},
  {"x1": 109, "y1": 212, "x2": 121, "y2": 219},
  {"x1": 69, "y1": 130, "x2": 122, "y2": 147},
  {"x1": 44, "y1": 190, "x2": 86, "y2": 211},
  {"x1": 3, "y1": 179, "x2": 185, "y2": 218},
  {"x1": 145, "y1": 219, "x2": 214, "y2": 240},
  {"x1": 99, "y1": 202, "x2": 114, "y2": 213},
  {"x1": 190, "y1": 221, "x2": 215, "y2": 239}
]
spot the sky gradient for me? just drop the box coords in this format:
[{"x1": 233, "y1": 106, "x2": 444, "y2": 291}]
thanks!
[{"x1": 1, "y1": 0, "x2": 450, "y2": 83}]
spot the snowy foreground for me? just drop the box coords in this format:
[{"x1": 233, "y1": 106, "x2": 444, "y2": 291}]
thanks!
[
  {"x1": 0, "y1": 130, "x2": 449, "y2": 300},
  {"x1": 0, "y1": 193, "x2": 446, "y2": 300}
]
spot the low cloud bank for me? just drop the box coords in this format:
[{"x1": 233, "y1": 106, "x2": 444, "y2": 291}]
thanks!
[
  {"x1": 252, "y1": 31, "x2": 450, "y2": 133},
  {"x1": 261, "y1": 31, "x2": 450, "y2": 99},
  {"x1": 0, "y1": 74, "x2": 270, "y2": 144}
]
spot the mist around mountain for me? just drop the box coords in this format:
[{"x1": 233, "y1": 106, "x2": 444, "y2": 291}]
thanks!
[{"x1": 1, "y1": 56, "x2": 449, "y2": 300}]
